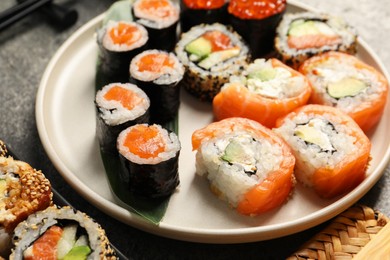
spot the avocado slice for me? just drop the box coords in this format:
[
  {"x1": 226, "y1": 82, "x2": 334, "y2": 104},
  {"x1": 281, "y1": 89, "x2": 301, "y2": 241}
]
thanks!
[
  {"x1": 295, "y1": 124, "x2": 334, "y2": 152},
  {"x1": 221, "y1": 139, "x2": 256, "y2": 174},
  {"x1": 327, "y1": 77, "x2": 367, "y2": 99},
  {"x1": 248, "y1": 67, "x2": 277, "y2": 82},
  {"x1": 288, "y1": 19, "x2": 336, "y2": 37},
  {"x1": 63, "y1": 245, "x2": 91, "y2": 260},
  {"x1": 185, "y1": 37, "x2": 212, "y2": 61},
  {"x1": 198, "y1": 47, "x2": 240, "y2": 70}
]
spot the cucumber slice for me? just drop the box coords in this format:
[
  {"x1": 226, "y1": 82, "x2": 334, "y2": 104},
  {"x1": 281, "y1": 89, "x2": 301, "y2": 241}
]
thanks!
[
  {"x1": 57, "y1": 224, "x2": 78, "y2": 259},
  {"x1": 185, "y1": 37, "x2": 212, "y2": 61},
  {"x1": 198, "y1": 47, "x2": 240, "y2": 70},
  {"x1": 327, "y1": 77, "x2": 367, "y2": 98},
  {"x1": 63, "y1": 245, "x2": 91, "y2": 260}
]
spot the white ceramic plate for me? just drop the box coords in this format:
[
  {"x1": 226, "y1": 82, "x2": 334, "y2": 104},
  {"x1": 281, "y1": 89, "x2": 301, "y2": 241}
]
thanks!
[{"x1": 36, "y1": 0, "x2": 390, "y2": 243}]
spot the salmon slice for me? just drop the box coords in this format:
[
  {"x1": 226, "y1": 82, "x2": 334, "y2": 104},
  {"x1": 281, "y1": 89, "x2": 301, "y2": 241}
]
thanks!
[
  {"x1": 123, "y1": 124, "x2": 166, "y2": 159},
  {"x1": 137, "y1": 53, "x2": 175, "y2": 72},
  {"x1": 202, "y1": 30, "x2": 233, "y2": 52},
  {"x1": 288, "y1": 34, "x2": 342, "y2": 50},
  {"x1": 24, "y1": 225, "x2": 63, "y2": 260},
  {"x1": 109, "y1": 22, "x2": 141, "y2": 45},
  {"x1": 136, "y1": 0, "x2": 176, "y2": 18},
  {"x1": 103, "y1": 85, "x2": 144, "y2": 110}
]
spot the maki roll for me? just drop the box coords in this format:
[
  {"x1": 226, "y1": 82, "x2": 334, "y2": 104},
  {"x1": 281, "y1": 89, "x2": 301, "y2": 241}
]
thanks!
[
  {"x1": 117, "y1": 124, "x2": 181, "y2": 198},
  {"x1": 299, "y1": 51, "x2": 389, "y2": 133},
  {"x1": 175, "y1": 23, "x2": 250, "y2": 101},
  {"x1": 274, "y1": 104, "x2": 371, "y2": 199},
  {"x1": 129, "y1": 49, "x2": 184, "y2": 124},
  {"x1": 213, "y1": 58, "x2": 312, "y2": 128},
  {"x1": 132, "y1": 0, "x2": 180, "y2": 51},
  {"x1": 95, "y1": 83, "x2": 150, "y2": 153},
  {"x1": 192, "y1": 117, "x2": 295, "y2": 216},
  {"x1": 275, "y1": 12, "x2": 357, "y2": 68},
  {"x1": 97, "y1": 20, "x2": 148, "y2": 83},
  {"x1": 10, "y1": 206, "x2": 117, "y2": 259},
  {"x1": 0, "y1": 157, "x2": 52, "y2": 258},
  {"x1": 180, "y1": 0, "x2": 228, "y2": 32},
  {"x1": 228, "y1": 0, "x2": 287, "y2": 58}
]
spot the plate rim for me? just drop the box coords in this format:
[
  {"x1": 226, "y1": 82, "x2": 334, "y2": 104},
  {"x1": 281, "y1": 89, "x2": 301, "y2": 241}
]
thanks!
[{"x1": 35, "y1": 0, "x2": 390, "y2": 243}]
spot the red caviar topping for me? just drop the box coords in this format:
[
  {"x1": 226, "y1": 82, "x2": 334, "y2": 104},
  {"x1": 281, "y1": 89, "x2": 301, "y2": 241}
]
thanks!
[
  {"x1": 228, "y1": 0, "x2": 286, "y2": 19},
  {"x1": 183, "y1": 0, "x2": 226, "y2": 9}
]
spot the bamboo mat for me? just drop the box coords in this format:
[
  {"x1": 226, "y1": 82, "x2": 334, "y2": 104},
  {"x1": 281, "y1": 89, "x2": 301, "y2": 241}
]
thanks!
[{"x1": 287, "y1": 205, "x2": 389, "y2": 260}]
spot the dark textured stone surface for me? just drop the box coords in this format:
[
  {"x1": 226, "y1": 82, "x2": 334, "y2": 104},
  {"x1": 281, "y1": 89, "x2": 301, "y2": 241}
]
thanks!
[{"x1": 1, "y1": 1, "x2": 389, "y2": 259}]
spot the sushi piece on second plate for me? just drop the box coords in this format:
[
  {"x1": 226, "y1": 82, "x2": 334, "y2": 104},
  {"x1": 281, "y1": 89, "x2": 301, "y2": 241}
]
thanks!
[
  {"x1": 0, "y1": 156, "x2": 52, "y2": 258},
  {"x1": 132, "y1": 0, "x2": 180, "y2": 51},
  {"x1": 117, "y1": 124, "x2": 181, "y2": 198},
  {"x1": 129, "y1": 49, "x2": 185, "y2": 124},
  {"x1": 10, "y1": 206, "x2": 117, "y2": 260},
  {"x1": 213, "y1": 58, "x2": 312, "y2": 128},
  {"x1": 192, "y1": 117, "x2": 295, "y2": 216},
  {"x1": 274, "y1": 104, "x2": 371, "y2": 199},
  {"x1": 274, "y1": 12, "x2": 357, "y2": 68},
  {"x1": 175, "y1": 23, "x2": 250, "y2": 101},
  {"x1": 95, "y1": 82, "x2": 150, "y2": 153},
  {"x1": 96, "y1": 20, "x2": 149, "y2": 83},
  {"x1": 299, "y1": 51, "x2": 389, "y2": 133}
]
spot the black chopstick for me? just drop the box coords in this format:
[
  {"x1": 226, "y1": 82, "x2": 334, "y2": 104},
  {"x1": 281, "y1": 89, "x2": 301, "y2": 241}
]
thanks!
[{"x1": 0, "y1": 0, "x2": 52, "y2": 31}]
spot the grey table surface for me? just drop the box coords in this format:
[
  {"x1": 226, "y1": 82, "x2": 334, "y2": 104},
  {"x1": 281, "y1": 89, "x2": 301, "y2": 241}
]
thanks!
[{"x1": 1, "y1": 0, "x2": 390, "y2": 259}]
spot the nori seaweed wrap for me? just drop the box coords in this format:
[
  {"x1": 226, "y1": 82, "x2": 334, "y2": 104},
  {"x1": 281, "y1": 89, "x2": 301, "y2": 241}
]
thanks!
[
  {"x1": 117, "y1": 124, "x2": 181, "y2": 198},
  {"x1": 95, "y1": 83, "x2": 151, "y2": 154},
  {"x1": 132, "y1": 0, "x2": 180, "y2": 51},
  {"x1": 179, "y1": 0, "x2": 228, "y2": 32},
  {"x1": 129, "y1": 49, "x2": 184, "y2": 124}
]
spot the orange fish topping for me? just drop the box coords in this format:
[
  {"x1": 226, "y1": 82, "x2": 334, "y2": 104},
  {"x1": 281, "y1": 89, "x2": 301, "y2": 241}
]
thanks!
[
  {"x1": 104, "y1": 85, "x2": 144, "y2": 110},
  {"x1": 124, "y1": 125, "x2": 166, "y2": 159},
  {"x1": 228, "y1": 0, "x2": 286, "y2": 19},
  {"x1": 137, "y1": 53, "x2": 175, "y2": 72},
  {"x1": 183, "y1": 0, "x2": 226, "y2": 9},
  {"x1": 137, "y1": 0, "x2": 175, "y2": 18},
  {"x1": 288, "y1": 34, "x2": 342, "y2": 50},
  {"x1": 109, "y1": 22, "x2": 141, "y2": 45},
  {"x1": 202, "y1": 30, "x2": 233, "y2": 51},
  {"x1": 25, "y1": 225, "x2": 63, "y2": 260}
]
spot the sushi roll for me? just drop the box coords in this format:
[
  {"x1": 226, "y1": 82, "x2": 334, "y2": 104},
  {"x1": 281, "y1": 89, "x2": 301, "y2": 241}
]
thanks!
[
  {"x1": 192, "y1": 117, "x2": 295, "y2": 216},
  {"x1": 10, "y1": 206, "x2": 117, "y2": 259},
  {"x1": 175, "y1": 23, "x2": 250, "y2": 101},
  {"x1": 179, "y1": 0, "x2": 228, "y2": 32},
  {"x1": 228, "y1": 0, "x2": 287, "y2": 58},
  {"x1": 132, "y1": 0, "x2": 180, "y2": 51},
  {"x1": 213, "y1": 58, "x2": 312, "y2": 128},
  {"x1": 275, "y1": 12, "x2": 357, "y2": 68},
  {"x1": 95, "y1": 83, "x2": 150, "y2": 153},
  {"x1": 117, "y1": 124, "x2": 181, "y2": 198},
  {"x1": 129, "y1": 49, "x2": 184, "y2": 124},
  {"x1": 274, "y1": 104, "x2": 371, "y2": 199},
  {"x1": 299, "y1": 51, "x2": 389, "y2": 133},
  {"x1": 96, "y1": 20, "x2": 148, "y2": 83},
  {"x1": 0, "y1": 157, "x2": 52, "y2": 258}
]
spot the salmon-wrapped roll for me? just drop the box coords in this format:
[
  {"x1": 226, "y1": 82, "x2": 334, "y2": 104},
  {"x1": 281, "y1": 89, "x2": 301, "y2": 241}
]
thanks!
[
  {"x1": 192, "y1": 117, "x2": 295, "y2": 216},
  {"x1": 274, "y1": 104, "x2": 371, "y2": 199},
  {"x1": 0, "y1": 157, "x2": 52, "y2": 257},
  {"x1": 299, "y1": 51, "x2": 389, "y2": 133},
  {"x1": 213, "y1": 58, "x2": 312, "y2": 128}
]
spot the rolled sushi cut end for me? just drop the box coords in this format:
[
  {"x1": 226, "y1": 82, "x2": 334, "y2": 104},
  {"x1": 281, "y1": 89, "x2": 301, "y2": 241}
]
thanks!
[
  {"x1": 192, "y1": 117, "x2": 295, "y2": 216},
  {"x1": 299, "y1": 51, "x2": 389, "y2": 133},
  {"x1": 10, "y1": 206, "x2": 117, "y2": 260},
  {"x1": 213, "y1": 58, "x2": 311, "y2": 128},
  {"x1": 275, "y1": 12, "x2": 357, "y2": 68},
  {"x1": 117, "y1": 124, "x2": 181, "y2": 198},
  {"x1": 133, "y1": 0, "x2": 179, "y2": 30},
  {"x1": 274, "y1": 104, "x2": 371, "y2": 199},
  {"x1": 0, "y1": 157, "x2": 52, "y2": 258},
  {"x1": 175, "y1": 23, "x2": 250, "y2": 101}
]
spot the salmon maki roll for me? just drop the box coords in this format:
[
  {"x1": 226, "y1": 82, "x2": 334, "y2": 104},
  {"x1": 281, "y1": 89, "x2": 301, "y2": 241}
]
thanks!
[
  {"x1": 117, "y1": 124, "x2": 181, "y2": 198},
  {"x1": 192, "y1": 117, "x2": 295, "y2": 216},
  {"x1": 299, "y1": 51, "x2": 389, "y2": 133},
  {"x1": 213, "y1": 58, "x2": 312, "y2": 128},
  {"x1": 274, "y1": 104, "x2": 371, "y2": 199}
]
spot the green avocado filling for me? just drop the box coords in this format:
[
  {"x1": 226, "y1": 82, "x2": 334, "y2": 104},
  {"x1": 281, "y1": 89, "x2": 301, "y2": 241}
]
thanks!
[
  {"x1": 63, "y1": 246, "x2": 91, "y2": 260},
  {"x1": 327, "y1": 77, "x2": 367, "y2": 99},
  {"x1": 221, "y1": 138, "x2": 257, "y2": 175},
  {"x1": 294, "y1": 119, "x2": 335, "y2": 152},
  {"x1": 185, "y1": 37, "x2": 212, "y2": 61},
  {"x1": 288, "y1": 19, "x2": 336, "y2": 37},
  {"x1": 56, "y1": 224, "x2": 91, "y2": 260},
  {"x1": 248, "y1": 67, "x2": 277, "y2": 82}
]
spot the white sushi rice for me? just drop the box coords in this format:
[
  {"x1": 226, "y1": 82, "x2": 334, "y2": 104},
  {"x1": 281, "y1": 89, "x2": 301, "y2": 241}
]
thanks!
[
  {"x1": 196, "y1": 132, "x2": 283, "y2": 207},
  {"x1": 133, "y1": 0, "x2": 179, "y2": 29},
  {"x1": 117, "y1": 124, "x2": 180, "y2": 165},
  {"x1": 303, "y1": 56, "x2": 386, "y2": 113},
  {"x1": 230, "y1": 59, "x2": 306, "y2": 99},
  {"x1": 100, "y1": 20, "x2": 148, "y2": 52},
  {"x1": 95, "y1": 83, "x2": 150, "y2": 126},
  {"x1": 274, "y1": 112, "x2": 359, "y2": 187},
  {"x1": 130, "y1": 49, "x2": 185, "y2": 85}
]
